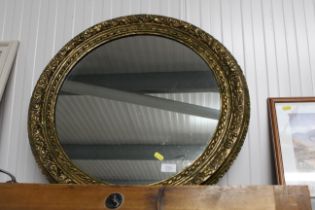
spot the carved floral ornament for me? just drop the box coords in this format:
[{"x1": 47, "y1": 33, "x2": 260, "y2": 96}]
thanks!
[{"x1": 28, "y1": 14, "x2": 250, "y2": 185}]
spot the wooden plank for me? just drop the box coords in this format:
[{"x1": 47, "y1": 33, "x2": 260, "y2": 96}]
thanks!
[
  {"x1": 0, "y1": 184, "x2": 311, "y2": 210},
  {"x1": 274, "y1": 185, "x2": 312, "y2": 210}
]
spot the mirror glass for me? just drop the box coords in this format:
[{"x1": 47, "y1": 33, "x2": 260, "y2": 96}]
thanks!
[{"x1": 56, "y1": 35, "x2": 221, "y2": 185}]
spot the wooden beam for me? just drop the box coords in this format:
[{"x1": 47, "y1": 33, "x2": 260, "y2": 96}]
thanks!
[{"x1": 0, "y1": 184, "x2": 311, "y2": 210}]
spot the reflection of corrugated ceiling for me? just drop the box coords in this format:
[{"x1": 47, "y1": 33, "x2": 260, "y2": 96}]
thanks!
[
  {"x1": 55, "y1": 35, "x2": 221, "y2": 184},
  {"x1": 72, "y1": 35, "x2": 210, "y2": 75},
  {"x1": 56, "y1": 92, "x2": 220, "y2": 145}
]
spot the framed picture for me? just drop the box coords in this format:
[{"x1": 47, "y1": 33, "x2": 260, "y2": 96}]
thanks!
[
  {"x1": 268, "y1": 97, "x2": 315, "y2": 197},
  {"x1": 0, "y1": 41, "x2": 19, "y2": 102}
]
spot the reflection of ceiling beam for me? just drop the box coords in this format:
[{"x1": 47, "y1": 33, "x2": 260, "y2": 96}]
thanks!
[
  {"x1": 61, "y1": 81, "x2": 220, "y2": 119},
  {"x1": 65, "y1": 71, "x2": 219, "y2": 93},
  {"x1": 62, "y1": 144, "x2": 205, "y2": 160}
]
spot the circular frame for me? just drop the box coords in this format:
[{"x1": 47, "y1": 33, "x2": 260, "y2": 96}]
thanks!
[{"x1": 28, "y1": 14, "x2": 250, "y2": 185}]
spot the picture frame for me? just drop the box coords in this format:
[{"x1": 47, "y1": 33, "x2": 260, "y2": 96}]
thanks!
[
  {"x1": 268, "y1": 97, "x2": 315, "y2": 197},
  {"x1": 0, "y1": 41, "x2": 19, "y2": 102}
]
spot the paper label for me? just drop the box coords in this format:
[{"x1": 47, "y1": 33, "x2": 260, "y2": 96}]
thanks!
[
  {"x1": 161, "y1": 163, "x2": 176, "y2": 173},
  {"x1": 282, "y1": 105, "x2": 292, "y2": 111}
]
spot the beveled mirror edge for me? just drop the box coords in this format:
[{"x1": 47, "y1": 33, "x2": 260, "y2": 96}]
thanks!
[{"x1": 28, "y1": 14, "x2": 250, "y2": 185}]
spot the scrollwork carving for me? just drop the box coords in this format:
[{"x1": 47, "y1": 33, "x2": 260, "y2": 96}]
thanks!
[{"x1": 28, "y1": 14, "x2": 250, "y2": 185}]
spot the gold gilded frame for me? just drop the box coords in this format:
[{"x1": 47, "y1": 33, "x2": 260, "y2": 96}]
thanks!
[{"x1": 28, "y1": 15, "x2": 250, "y2": 185}]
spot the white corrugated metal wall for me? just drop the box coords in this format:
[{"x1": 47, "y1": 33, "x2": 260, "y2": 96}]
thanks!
[{"x1": 0, "y1": 0, "x2": 314, "y2": 194}]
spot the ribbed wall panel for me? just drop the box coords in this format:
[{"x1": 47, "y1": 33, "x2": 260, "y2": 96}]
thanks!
[{"x1": 0, "y1": 0, "x2": 314, "y2": 192}]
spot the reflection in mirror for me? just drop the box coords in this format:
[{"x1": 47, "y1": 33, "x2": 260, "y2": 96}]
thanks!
[{"x1": 56, "y1": 35, "x2": 220, "y2": 185}]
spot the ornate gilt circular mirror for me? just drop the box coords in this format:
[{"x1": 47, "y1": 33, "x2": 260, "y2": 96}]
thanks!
[{"x1": 28, "y1": 15, "x2": 250, "y2": 185}]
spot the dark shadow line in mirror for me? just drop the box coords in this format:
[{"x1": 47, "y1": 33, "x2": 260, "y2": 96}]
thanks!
[{"x1": 64, "y1": 71, "x2": 219, "y2": 93}]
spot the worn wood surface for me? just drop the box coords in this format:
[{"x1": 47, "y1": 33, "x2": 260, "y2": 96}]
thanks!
[{"x1": 0, "y1": 184, "x2": 311, "y2": 210}]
